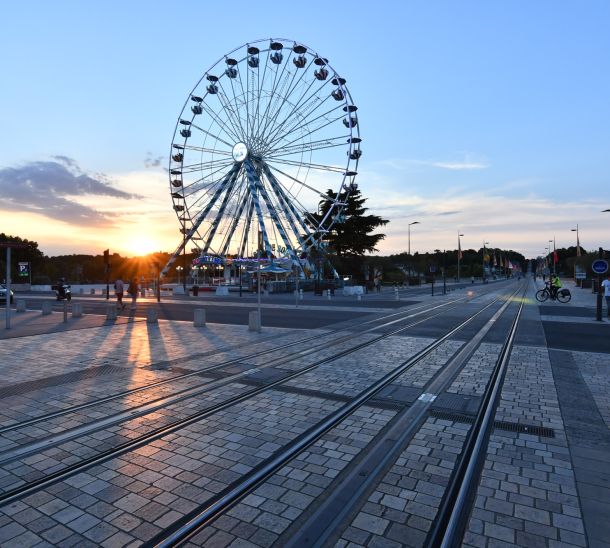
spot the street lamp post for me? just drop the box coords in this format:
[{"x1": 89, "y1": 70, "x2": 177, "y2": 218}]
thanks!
[
  {"x1": 483, "y1": 241, "x2": 489, "y2": 282},
  {"x1": 408, "y1": 221, "x2": 420, "y2": 256},
  {"x1": 549, "y1": 239, "x2": 555, "y2": 275},
  {"x1": 176, "y1": 265, "x2": 183, "y2": 286},
  {"x1": 571, "y1": 225, "x2": 581, "y2": 257},
  {"x1": 457, "y1": 232, "x2": 464, "y2": 282}
]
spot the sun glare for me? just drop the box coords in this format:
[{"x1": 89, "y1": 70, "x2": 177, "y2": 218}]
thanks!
[{"x1": 124, "y1": 236, "x2": 158, "y2": 257}]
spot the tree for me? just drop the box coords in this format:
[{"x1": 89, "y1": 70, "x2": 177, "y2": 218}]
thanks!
[
  {"x1": 309, "y1": 184, "x2": 388, "y2": 256},
  {"x1": 306, "y1": 185, "x2": 388, "y2": 279}
]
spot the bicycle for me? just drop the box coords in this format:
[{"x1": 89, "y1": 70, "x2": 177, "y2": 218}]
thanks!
[{"x1": 535, "y1": 282, "x2": 571, "y2": 303}]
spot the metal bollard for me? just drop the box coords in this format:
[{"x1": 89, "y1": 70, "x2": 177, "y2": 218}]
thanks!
[
  {"x1": 41, "y1": 301, "x2": 53, "y2": 315},
  {"x1": 79, "y1": 288, "x2": 84, "y2": 295},
  {"x1": 327, "y1": 289, "x2": 331, "y2": 300},
  {"x1": 194, "y1": 308, "x2": 206, "y2": 327},
  {"x1": 16, "y1": 299, "x2": 26, "y2": 313},
  {"x1": 147, "y1": 307, "x2": 158, "y2": 324},
  {"x1": 395, "y1": 288, "x2": 399, "y2": 301},
  {"x1": 90, "y1": 288, "x2": 95, "y2": 295},
  {"x1": 72, "y1": 303, "x2": 83, "y2": 318},
  {"x1": 106, "y1": 304, "x2": 117, "y2": 320},
  {"x1": 357, "y1": 294, "x2": 361, "y2": 301},
  {"x1": 248, "y1": 310, "x2": 260, "y2": 332},
  {"x1": 299, "y1": 289, "x2": 303, "y2": 300}
]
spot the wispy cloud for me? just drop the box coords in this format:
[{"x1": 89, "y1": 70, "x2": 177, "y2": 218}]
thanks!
[
  {"x1": 431, "y1": 161, "x2": 489, "y2": 170},
  {"x1": 145, "y1": 152, "x2": 164, "y2": 169},
  {"x1": 0, "y1": 159, "x2": 140, "y2": 227}
]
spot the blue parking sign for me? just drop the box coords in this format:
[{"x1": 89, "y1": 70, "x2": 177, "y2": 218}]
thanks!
[
  {"x1": 592, "y1": 259, "x2": 608, "y2": 274},
  {"x1": 18, "y1": 262, "x2": 29, "y2": 277}
]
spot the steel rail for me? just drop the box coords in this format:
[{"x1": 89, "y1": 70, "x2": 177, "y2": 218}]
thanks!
[
  {"x1": 426, "y1": 281, "x2": 529, "y2": 548},
  {"x1": 0, "y1": 297, "x2": 460, "y2": 436},
  {"x1": 144, "y1": 290, "x2": 513, "y2": 547},
  {"x1": 0, "y1": 289, "x2": 501, "y2": 508}
]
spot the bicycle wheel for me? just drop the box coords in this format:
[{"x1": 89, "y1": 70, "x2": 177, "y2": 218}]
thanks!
[
  {"x1": 535, "y1": 288, "x2": 549, "y2": 302},
  {"x1": 557, "y1": 289, "x2": 571, "y2": 303}
]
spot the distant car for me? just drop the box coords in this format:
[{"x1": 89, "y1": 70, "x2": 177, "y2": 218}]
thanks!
[{"x1": 0, "y1": 284, "x2": 14, "y2": 304}]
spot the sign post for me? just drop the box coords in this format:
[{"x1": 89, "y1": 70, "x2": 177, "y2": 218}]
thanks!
[
  {"x1": 592, "y1": 253, "x2": 608, "y2": 322},
  {"x1": 103, "y1": 249, "x2": 110, "y2": 300},
  {"x1": 1, "y1": 241, "x2": 28, "y2": 329}
]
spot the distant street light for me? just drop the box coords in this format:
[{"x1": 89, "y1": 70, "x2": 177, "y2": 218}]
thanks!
[
  {"x1": 408, "y1": 221, "x2": 420, "y2": 256},
  {"x1": 176, "y1": 265, "x2": 183, "y2": 285},
  {"x1": 483, "y1": 241, "x2": 489, "y2": 280},
  {"x1": 457, "y1": 232, "x2": 464, "y2": 281},
  {"x1": 571, "y1": 225, "x2": 581, "y2": 257}
]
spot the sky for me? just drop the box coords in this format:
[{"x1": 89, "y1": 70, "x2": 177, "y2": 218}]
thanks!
[{"x1": 1, "y1": 0, "x2": 609, "y2": 260}]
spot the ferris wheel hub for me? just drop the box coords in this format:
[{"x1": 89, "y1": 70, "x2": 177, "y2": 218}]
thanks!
[{"x1": 232, "y1": 142, "x2": 248, "y2": 162}]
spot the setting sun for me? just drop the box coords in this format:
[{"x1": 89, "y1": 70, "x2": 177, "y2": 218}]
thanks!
[{"x1": 124, "y1": 235, "x2": 159, "y2": 257}]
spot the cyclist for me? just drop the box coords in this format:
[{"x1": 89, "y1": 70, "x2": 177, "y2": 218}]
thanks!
[{"x1": 550, "y1": 274, "x2": 562, "y2": 299}]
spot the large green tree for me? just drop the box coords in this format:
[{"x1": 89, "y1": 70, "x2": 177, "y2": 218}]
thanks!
[{"x1": 310, "y1": 184, "x2": 388, "y2": 257}]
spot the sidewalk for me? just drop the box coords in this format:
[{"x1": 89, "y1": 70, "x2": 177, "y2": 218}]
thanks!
[{"x1": 536, "y1": 278, "x2": 610, "y2": 324}]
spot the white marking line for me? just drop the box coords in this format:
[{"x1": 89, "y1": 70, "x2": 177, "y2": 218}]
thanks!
[{"x1": 418, "y1": 392, "x2": 437, "y2": 403}]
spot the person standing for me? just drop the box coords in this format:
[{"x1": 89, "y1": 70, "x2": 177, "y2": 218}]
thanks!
[
  {"x1": 114, "y1": 278, "x2": 125, "y2": 310},
  {"x1": 602, "y1": 274, "x2": 610, "y2": 318},
  {"x1": 127, "y1": 278, "x2": 138, "y2": 310}
]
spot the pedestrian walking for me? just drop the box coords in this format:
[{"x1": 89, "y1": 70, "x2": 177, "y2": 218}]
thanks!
[
  {"x1": 114, "y1": 278, "x2": 125, "y2": 310},
  {"x1": 602, "y1": 274, "x2": 610, "y2": 318},
  {"x1": 127, "y1": 278, "x2": 138, "y2": 310}
]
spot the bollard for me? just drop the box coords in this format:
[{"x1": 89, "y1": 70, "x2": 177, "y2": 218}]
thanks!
[
  {"x1": 16, "y1": 299, "x2": 26, "y2": 313},
  {"x1": 41, "y1": 301, "x2": 53, "y2": 315},
  {"x1": 63, "y1": 301, "x2": 68, "y2": 323},
  {"x1": 395, "y1": 288, "x2": 399, "y2": 301},
  {"x1": 72, "y1": 303, "x2": 83, "y2": 318},
  {"x1": 248, "y1": 310, "x2": 260, "y2": 332},
  {"x1": 147, "y1": 307, "x2": 158, "y2": 324},
  {"x1": 357, "y1": 294, "x2": 362, "y2": 301},
  {"x1": 194, "y1": 308, "x2": 206, "y2": 327},
  {"x1": 79, "y1": 288, "x2": 84, "y2": 295},
  {"x1": 106, "y1": 304, "x2": 117, "y2": 320},
  {"x1": 90, "y1": 289, "x2": 95, "y2": 295},
  {"x1": 327, "y1": 289, "x2": 331, "y2": 300},
  {"x1": 299, "y1": 289, "x2": 303, "y2": 300}
]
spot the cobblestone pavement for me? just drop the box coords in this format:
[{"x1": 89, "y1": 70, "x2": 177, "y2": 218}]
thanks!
[{"x1": 0, "y1": 280, "x2": 607, "y2": 547}]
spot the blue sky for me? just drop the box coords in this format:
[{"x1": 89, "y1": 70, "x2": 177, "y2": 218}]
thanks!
[{"x1": 1, "y1": 0, "x2": 609, "y2": 258}]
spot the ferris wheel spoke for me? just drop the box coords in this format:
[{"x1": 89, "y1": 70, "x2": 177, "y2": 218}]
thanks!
[
  {"x1": 255, "y1": 66, "x2": 300, "y2": 148},
  {"x1": 209, "y1": 89, "x2": 246, "y2": 142},
  {"x1": 268, "y1": 110, "x2": 347, "y2": 157},
  {"x1": 260, "y1": 164, "x2": 311, "y2": 246},
  {"x1": 201, "y1": 167, "x2": 242, "y2": 254},
  {"x1": 265, "y1": 138, "x2": 349, "y2": 158},
  {"x1": 264, "y1": 54, "x2": 315, "y2": 135},
  {"x1": 189, "y1": 122, "x2": 235, "y2": 149},
  {"x1": 220, "y1": 187, "x2": 250, "y2": 256},
  {"x1": 255, "y1": 170, "x2": 300, "y2": 260},
  {"x1": 259, "y1": 71, "x2": 328, "y2": 147},
  {"x1": 181, "y1": 158, "x2": 235, "y2": 174},
  {"x1": 252, "y1": 49, "x2": 272, "y2": 142},
  {"x1": 265, "y1": 104, "x2": 345, "y2": 153},
  {"x1": 265, "y1": 163, "x2": 331, "y2": 200},
  {"x1": 222, "y1": 74, "x2": 249, "y2": 140},
  {"x1": 262, "y1": 91, "x2": 335, "y2": 152},
  {"x1": 255, "y1": 50, "x2": 294, "y2": 144},
  {"x1": 217, "y1": 85, "x2": 248, "y2": 141},
  {"x1": 181, "y1": 145, "x2": 231, "y2": 156},
  {"x1": 243, "y1": 159, "x2": 273, "y2": 256},
  {"x1": 182, "y1": 161, "x2": 235, "y2": 195},
  {"x1": 198, "y1": 102, "x2": 243, "y2": 144},
  {"x1": 265, "y1": 157, "x2": 345, "y2": 174},
  {"x1": 239, "y1": 200, "x2": 255, "y2": 258}
]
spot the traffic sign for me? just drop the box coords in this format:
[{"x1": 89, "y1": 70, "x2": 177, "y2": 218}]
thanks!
[
  {"x1": 17, "y1": 262, "x2": 29, "y2": 277},
  {"x1": 592, "y1": 259, "x2": 608, "y2": 274}
]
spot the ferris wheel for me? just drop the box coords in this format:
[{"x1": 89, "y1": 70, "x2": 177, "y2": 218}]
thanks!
[{"x1": 162, "y1": 38, "x2": 361, "y2": 277}]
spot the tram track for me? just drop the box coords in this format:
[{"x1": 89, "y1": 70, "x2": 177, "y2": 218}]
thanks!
[
  {"x1": 139, "y1": 282, "x2": 526, "y2": 546},
  {"x1": 0, "y1": 285, "x2": 509, "y2": 509}
]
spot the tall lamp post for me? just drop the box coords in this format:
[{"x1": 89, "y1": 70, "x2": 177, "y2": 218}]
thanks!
[
  {"x1": 408, "y1": 221, "x2": 420, "y2": 256},
  {"x1": 483, "y1": 241, "x2": 489, "y2": 281},
  {"x1": 571, "y1": 225, "x2": 581, "y2": 257},
  {"x1": 457, "y1": 232, "x2": 464, "y2": 282},
  {"x1": 176, "y1": 265, "x2": 183, "y2": 286},
  {"x1": 549, "y1": 239, "x2": 555, "y2": 275}
]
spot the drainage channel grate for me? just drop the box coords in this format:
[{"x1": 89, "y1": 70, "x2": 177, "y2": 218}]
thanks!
[{"x1": 430, "y1": 409, "x2": 555, "y2": 438}]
